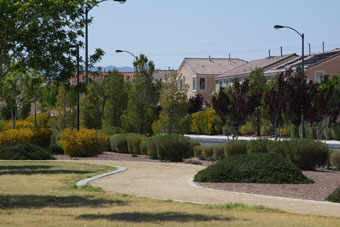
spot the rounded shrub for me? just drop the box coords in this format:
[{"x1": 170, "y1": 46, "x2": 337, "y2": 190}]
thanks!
[
  {"x1": 126, "y1": 134, "x2": 144, "y2": 154},
  {"x1": 60, "y1": 128, "x2": 107, "y2": 157},
  {"x1": 146, "y1": 136, "x2": 158, "y2": 159},
  {"x1": 113, "y1": 134, "x2": 129, "y2": 153},
  {"x1": 0, "y1": 127, "x2": 52, "y2": 148},
  {"x1": 194, "y1": 153, "x2": 313, "y2": 184},
  {"x1": 48, "y1": 144, "x2": 64, "y2": 154},
  {"x1": 1, "y1": 120, "x2": 34, "y2": 130},
  {"x1": 190, "y1": 110, "x2": 222, "y2": 135},
  {"x1": 0, "y1": 143, "x2": 55, "y2": 160},
  {"x1": 267, "y1": 140, "x2": 292, "y2": 157},
  {"x1": 240, "y1": 123, "x2": 255, "y2": 135},
  {"x1": 193, "y1": 146, "x2": 204, "y2": 159},
  {"x1": 155, "y1": 134, "x2": 190, "y2": 161},
  {"x1": 139, "y1": 137, "x2": 151, "y2": 155},
  {"x1": 326, "y1": 185, "x2": 340, "y2": 203},
  {"x1": 187, "y1": 139, "x2": 200, "y2": 158},
  {"x1": 224, "y1": 140, "x2": 248, "y2": 158},
  {"x1": 98, "y1": 127, "x2": 123, "y2": 136},
  {"x1": 202, "y1": 146, "x2": 214, "y2": 161},
  {"x1": 247, "y1": 139, "x2": 273, "y2": 154},
  {"x1": 213, "y1": 144, "x2": 225, "y2": 160},
  {"x1": 330, "y1": 152, "x2": 340, "y2": 170},
  {"x1": 288, "y1": 139, "x2": 329, "y2": 170},
  {"x1": 109, "y1": 134, "x2": 121, "y2": 152}
]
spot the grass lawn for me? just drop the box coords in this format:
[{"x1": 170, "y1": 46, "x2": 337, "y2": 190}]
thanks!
[{"x1": 0, "y1": 161, "x2": 339, "y2": 227}]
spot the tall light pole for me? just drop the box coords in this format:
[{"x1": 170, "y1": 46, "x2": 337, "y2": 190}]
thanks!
[
  {"x1": 274, "y1": 24, "x2": 305, "y2": 138},
  {"x1": 115, "y1": 49, "x2": 138, "y2": 60},
  {"x1": 70, "y1": 44, "x2": 80, "y2": 131},
  {"x1": 85, "y1": 0, "x2": 126, "y2": 86}
]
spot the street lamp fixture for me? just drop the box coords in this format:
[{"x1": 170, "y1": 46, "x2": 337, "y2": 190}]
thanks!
[
  {"x1": 274, "y1": 24, "x2": 305, "y2": 138},
  {"x1": 115, "y1": 49, "x2": 138, "y2": 60},
  {"x1": 85, "y1": 0, "x2": 126, "y2": 86}
]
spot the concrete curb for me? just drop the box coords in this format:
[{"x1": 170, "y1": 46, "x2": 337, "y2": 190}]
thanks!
[{"x1": 76, "y1": 165, "x2": 127, "y2": 186}]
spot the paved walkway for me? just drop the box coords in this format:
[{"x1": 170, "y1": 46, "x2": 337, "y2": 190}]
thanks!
[{"x1": 70, "y1": 160, "x2": 340, "y2": 217}]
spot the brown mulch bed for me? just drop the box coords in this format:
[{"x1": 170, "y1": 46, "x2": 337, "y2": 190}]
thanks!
[{"x1": 55, "y1": 152, "x2": 340, "y2": 201}]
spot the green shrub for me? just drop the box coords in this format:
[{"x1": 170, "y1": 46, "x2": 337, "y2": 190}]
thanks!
[
  {"x1": 330, "y1": 152, "x2": 340, "y2": 169},
  {"x1": 155, "y1": 134, "x2": 190, "y2": 161},
  {"x1": 247, "y1": 139, "x2": 273, "y2": 154},
  {"x1": 48, "y1": 144, "x2": 64, "y2": 154},
  {"x1": 112, "y1": 134, "x2": 129, "y2": 153},
  {"x1": 326, "y1": 186, "x2": 340, "y2": 203},
  {"x1": 98, "y1": 127, "x2": 123, "y2": 136},
  {"x1": 290, "y1": 124, "x2": 300, "y2": 139},
  {"x1": 187, "y1": 139, "x2": 200, "y2": 158},
  {"x1": 140, "y1": 138, "x2": 150, "y2": 155},
  {"x1": 25, "y1": 113, "x2": 50, "y2": 127},
  {"x1": 202, "y1": 146, "x2": 214, "y2": 161},
  {"x1": 147, "y1": 137, "x2": 158, "y2": 159},
  {"x1": 288, "y1": 139, "x2": 329, "y2": 170},
  {"x1": 194, "y1": 153, "x2": 313, "y2": 184},
  {"x1": 193, "y1": 146, "x2": 204, "y2": 159},
  {"x1": 267, "y1": 141, "x2": 292, "y2": 157},
  {"x1": 109, "y1": 134, "x2": 121, "y2": 152},
  {"x1": 50, "y1": 129, "x2": 60, "y2": 145},
  {"x1": 126, "y1": 134, "x2": 143, "y2": 154},
  {"x1": 240, "y1": 122, "x2": 255, "y2": 135},
  {"x1": 213, "y1": 144, "x2": 225, "y2": 160},
  {"x1": 224, "y1": 140, "x2": 248, "y2": 158},
  {"x1": 0, "y1": 143, "x2": 56, "y2": 160}
]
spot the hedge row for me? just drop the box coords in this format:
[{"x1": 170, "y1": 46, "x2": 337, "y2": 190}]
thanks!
[
  {"x1": 193, "y1": 144, "x2": 225, "y2": 161},
  {"x1": 110, "y1": 133, "x2": 199, "y2": 162},
  {"x1": 224, "y1": 139, "x2": 329, "y2": 170}
]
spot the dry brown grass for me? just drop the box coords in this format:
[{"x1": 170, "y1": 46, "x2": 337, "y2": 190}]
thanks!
[{"x1": 0, "y1": 161, "x2": 339, "y2": 227}]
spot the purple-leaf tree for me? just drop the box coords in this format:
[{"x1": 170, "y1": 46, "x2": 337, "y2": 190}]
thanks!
[
  {"x1": 188, "y1": 93, "x2": 203, "y2": 114},
  {"x1": 212, "y1": 88, "x2": 230, "y2": 137}
]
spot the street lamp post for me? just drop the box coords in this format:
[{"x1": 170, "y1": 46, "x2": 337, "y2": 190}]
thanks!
[
  {"x1": 274, "y1": 25, "x2": 305, "y2": 138},
  {"x1": 115, "y1": 49, "x2": 138, "y2": 60},
  {"x1": 85, "y1": 0, "x2": 126, "y2": 86},
  {"x1": 70, "y1": 44, "x2": 80, "y2": 131}
]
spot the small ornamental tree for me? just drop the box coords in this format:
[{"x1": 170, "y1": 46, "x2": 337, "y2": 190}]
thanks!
[
  {"x1": 188, "y1": 93, "x2": 203, "y2": 114},
  {"x1": 152, "y1": 71, "x2": 189, "y2": 134},
  {"x1": 228, "y1": 79, "x2": 260, "y2": 139},
  {"x1": 263, "y1": 72, "x2": 288, "y2": 140},
  {"x1": 102, "y1": 70, "x2": 129, "y2": 128},
  {"x1": 248, "y1": 68, "x2": 267, "y2": 136},
  {"x1": 212, "y1": 88, "x2": 230, "y2": 136}
]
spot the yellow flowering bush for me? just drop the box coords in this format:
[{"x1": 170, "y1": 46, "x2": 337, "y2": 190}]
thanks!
[
  {"x1": 191, "y1": 110, "x2": 222, "y2": 135},
  {"x1": 60, "y1": 128, "x2": 107, "y2": 157},
  {"x1": 1, "y1": 120, "x2": 34, "y2": 130},
  {"x1": 25, "y1": 113, "x2": 50, "y2": 127},
  {"x1": 0, "y1": 127, "x2": 52, "y2": 147}
]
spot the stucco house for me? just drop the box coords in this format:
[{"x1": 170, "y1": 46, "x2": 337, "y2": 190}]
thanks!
[
  {"x1": 265, "y1": 48, "x2": 340, "y2": 82},
  {"x1": 177, "y1": 57, "x2": 247, "y2": 101},
  {"x1": 214, "y1": 54, "x2": 298, "y2": 92}
]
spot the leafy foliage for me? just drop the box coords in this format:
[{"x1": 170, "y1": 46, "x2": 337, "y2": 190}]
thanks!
[
  {"x1": 25, "y1": 113, "x2": 50, "y2": 128},
  {"x1": 152, "y1": 71, "x2": 189, "y2": 134},
  {"x1": 326, "y1": 185, "x2": 340, "y2": 203},
  {"x1": 246, "y1": 139, "x2": 273, "y2": 154},
  {"x1": 188, "y1": 94, "x2": 204, "y2": 114},
  {"x1": 0, "y1": 143, "x2": 55, "y2": 160},
  {"x1": 194, "y1": 153, "x2": 313, "y2": 184},
  {"x1": 330, "y1": 152, "x2": 340, "y2": 169},
  {"x1": 154, "y1": 134, "x2": 190, "y2": 161},
  {"x1": 121, "y1": 55, "x2": 161, "y2": 134},
  {"x1": 224, "y1": 140, "x2": 248, "y2": 158},
  {"x1": 102, "y1": 70, "x2": 129, "y2": 128},
  {"x1": 191, "y1": 110, "x2": 223, "y2": 135},
  {"x1": 98, "y1": 127, "x2": 123, "y2": 136}
]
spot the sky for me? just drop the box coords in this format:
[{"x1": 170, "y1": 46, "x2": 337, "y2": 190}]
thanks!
[{"x1": 87, "y1": 0, "x2": 340, "y2": 70}]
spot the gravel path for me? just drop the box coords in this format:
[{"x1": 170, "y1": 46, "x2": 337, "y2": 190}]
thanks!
[{"x1": 59, "y1": 159, "x2": 340, "y2": 217}]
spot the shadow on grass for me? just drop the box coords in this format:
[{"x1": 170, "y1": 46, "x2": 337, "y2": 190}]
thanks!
[
  {"x1": 0, "y1": 170, "x2": 95, "y2": 175},
  {"x1": 78, "y1": 212, "x2": 232, "y2": 223},
  {"x1": 0, "y1": 165, "x2": 52, "y2": 170},
  {"x1": 0, "y1": 195, "x2": 128, "y2": 209}
]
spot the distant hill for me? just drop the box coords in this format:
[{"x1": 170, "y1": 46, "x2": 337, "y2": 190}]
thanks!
[{"x1": 90, "y1": 65, "x2": 134, "y2": 72}]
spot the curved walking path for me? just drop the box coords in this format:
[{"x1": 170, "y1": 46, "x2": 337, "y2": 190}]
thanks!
[{"x1": 68, "y1": 160, "x2": 340, "y2": 217}]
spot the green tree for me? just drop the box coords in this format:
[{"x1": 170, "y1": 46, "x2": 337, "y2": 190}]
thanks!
[
  {"x1": 39, "y1": 83, "x2": 59, "y2": 111},
  {"x1": 0, "y1": 0, "x2": 103, "y2": 82},
  {"x1": 152, "y1": 71, "x2": 190, "y2": 134},
  {"x1": 121, "y1": 55, "x2": 161, "y2": 134},
  {"x1": 102, "y1": 70, "x2": 129, "y2": 128},
  {"x1": 80, "y1": 82, "x2": 103, "y2": 129},
  {"x1": 248, "y1": 68, "x2": 267, "y2": 136},
  {"x1": 0, "y1": 69, "x2": 42, "y2": 129},
  {"x1": 48, "y1": 85, "x2": 76, "y2": 129}
]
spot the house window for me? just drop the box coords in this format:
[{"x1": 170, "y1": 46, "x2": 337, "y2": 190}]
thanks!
[
  {"x1": 199, "y1": 78, "x2": 206, "y2": 90},
  {"x1": 219, "y1": 80, "x2": 224, "y2": 88},
  {"x1": 179, "y1": 79, "x2": 184, "y2": 91},
  {"x1": 315, "y1": 71, "x2": 324, "y2": 83},
  {"x1": 193, "y1": 77, "x2": 197, "y2": 91}
]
